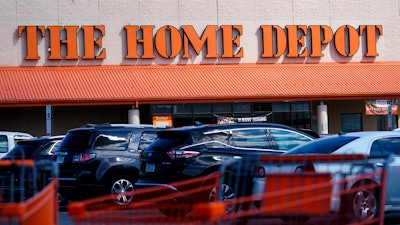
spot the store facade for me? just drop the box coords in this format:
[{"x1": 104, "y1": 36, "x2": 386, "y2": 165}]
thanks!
[{"x1": 1, "y1": 0, "x2": 400, "y2": 136}]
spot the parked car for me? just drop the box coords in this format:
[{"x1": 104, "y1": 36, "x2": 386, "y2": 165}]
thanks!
[
  {"x1": 0, "y1": 131, "x2": 33, "y2": 158},
  {"x1": 53, "y1": 123, "x2": 169, "y2": 205},
  {"x1": 253, "y1": 131, "x2": 400, "y2": 223},
  {"x1": 136, "y1": 122, "x2": 315, "y2": 214},
  {"x1": 3, "y1": 135, "x2": 64, "y2": 162}
]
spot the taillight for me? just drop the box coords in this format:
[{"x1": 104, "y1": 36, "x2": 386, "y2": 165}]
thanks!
[
  {"x1": 254, "y1": 165, "x2": 266, "y2": 177},
  {"x1": 72, "y1": 153, "x2": 96, "y2": 163},
  {"x1": 167, "y1": 149, "x2": 199, "y2": 159}
]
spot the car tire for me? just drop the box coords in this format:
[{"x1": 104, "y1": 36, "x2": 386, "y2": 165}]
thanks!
[
  {"x1": 109, "y1": 175, "x2": 135, "y2": 205},
  {"x1": 208, "y1": 183, "x2": 236, "y2": 214},
  {"x1": 340, "y1": 183, "x2": 378, "y2": 223}
]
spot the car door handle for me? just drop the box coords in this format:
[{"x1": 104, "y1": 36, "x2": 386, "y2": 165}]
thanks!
[{"x1": 376, "y1": 162, "x2": 384, "y2": 167}]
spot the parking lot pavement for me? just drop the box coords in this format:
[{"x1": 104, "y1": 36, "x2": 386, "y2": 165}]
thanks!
[
  {"x1": 59, "y1": 211, "x2": 400, "y2": 225},
  {"x1": 59, "y1": 212, "x2": 74, "y2": 225},
  {"x1": 384, "y1": 212, "x2": 400, "y2": 224}
]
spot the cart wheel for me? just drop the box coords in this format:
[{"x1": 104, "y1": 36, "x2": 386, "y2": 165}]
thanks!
[
  {"x1": 340, "y1": 183, "x2": 377, "y2": 222},
  {"x1": 110, "y1": 175, "x2": 135, "y2": 205}
]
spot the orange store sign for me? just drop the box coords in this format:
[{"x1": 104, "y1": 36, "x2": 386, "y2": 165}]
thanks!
[
  {"x1": 17, "y1": 24, "x2": 382, "y2": 60},
  {"x1": 153, "y1": 115, "x2": 173, "y2": 127}
]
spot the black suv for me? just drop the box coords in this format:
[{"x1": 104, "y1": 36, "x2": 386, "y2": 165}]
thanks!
[
  {"x1": 53, "y1": 124, "x2": 168, "y2": 205},
  {"x1": 136, "y1": 122, "x2": 315, "y2": 213}
]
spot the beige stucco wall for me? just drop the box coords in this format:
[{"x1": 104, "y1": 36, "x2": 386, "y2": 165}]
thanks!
[
  {"x1": 0, "y1": 0, "x2": 399, "y2": 66},
  {"x1": 311, "y1": 100, "x2": 396, "y2": 133},
  {"x1": 328, "y1": 101, "x2": 378, "y2": 132}
]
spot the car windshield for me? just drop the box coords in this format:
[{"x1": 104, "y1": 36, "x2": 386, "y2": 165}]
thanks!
[{"x1": 284, "y1": 136, "x2": 359, "y2": 155}]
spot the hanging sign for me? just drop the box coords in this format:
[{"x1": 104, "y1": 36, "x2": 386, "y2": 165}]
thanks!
[
  {"x1": 365, "y1": 100, "x2": 398, "y2": 115},
  {"x1": 153, "y1": 115, "x2": 173, "y2": 127}
]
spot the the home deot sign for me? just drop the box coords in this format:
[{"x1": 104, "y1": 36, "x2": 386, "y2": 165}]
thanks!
[
  {"x1": 17, "y1": 24, "x2": 382, "y2": 60},
  {"x1": 260, "y1": 25, "x2": 382, "y2": 58}
]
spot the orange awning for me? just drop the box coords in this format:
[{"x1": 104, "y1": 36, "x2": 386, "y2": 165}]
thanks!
[{"x1": 1, "y1": 62, "x2": 400, "y2": 107}]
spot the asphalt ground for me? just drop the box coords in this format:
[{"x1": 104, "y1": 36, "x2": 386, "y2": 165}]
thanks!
[{"x1": 59, "y1": 210, "x2": 400, "y2": 225}]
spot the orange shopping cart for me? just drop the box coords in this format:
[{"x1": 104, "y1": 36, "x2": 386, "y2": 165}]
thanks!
[
  {"x1": 67, "y1": 153, "x2": 391, "y2": 225},
  {"x1": 220, "y1": 154, "x2": 391, "y2": 225},
  {"x1": 68, "y1": 172, "x2": 225, "y2": 225},
  {"x1": 0, "y1": 159, "x2": 59, "y2": 225}
]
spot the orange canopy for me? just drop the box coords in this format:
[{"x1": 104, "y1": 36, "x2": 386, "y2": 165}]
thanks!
[{"x1": 0, "y1": 62, "x2": 399, "y2": 106}]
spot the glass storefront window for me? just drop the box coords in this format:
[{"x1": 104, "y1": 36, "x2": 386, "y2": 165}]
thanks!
[
  {"x1": 153, "y1": 101, "x2": 311, "y2": 129},
  {"x1": 152, "y1": 105, "x2": 172, "y2": 114},
  {"x1": 213, "y1": 103, "x2": 232, "y2": 113},
  {"x1": 233, "y1": 103, "x2": 251, "y2": 113},
  {"x1": 292, "y1": 102, "x2": 309, "y2": 111},
  {"x1": 193, "y1": 104, "x2": 211, "y2": 114},
  {"x1": 173, "y1": 104, "x2": 192, "y2": 114},
  {"x1": 272, "y1": 112, "x2": 291, "y2": 126},
  {"x1": 194, "y1": 115, "x2": 213, "y2": 124},
  {"x1": 173, "y1": 114, "x2": 193, "y2": 127},
  {"x1": 252, "y1": 103, "x2": 272, "y2": 112},
  {"x1": 272, "y1": 102, "x2": 290, "y2": 112},
  {"x1": 292, "y1": 112, "x2": 311, "y2": 129}
]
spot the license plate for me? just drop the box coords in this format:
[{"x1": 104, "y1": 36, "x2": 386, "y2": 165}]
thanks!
[
  {"x1": 56, "y1": 155, "x2": 64, "y2": 163},
  {"x1": 145, "y1": 162, "x2": 155, "y2": 172}
]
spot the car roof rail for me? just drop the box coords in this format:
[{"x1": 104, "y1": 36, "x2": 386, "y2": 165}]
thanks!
[
  {"x1": 82, "y1": 123, "x2": 112, "y2": 128},
  {"x1": 109, "y1": 124, "x2": 169, "y2": 128}
]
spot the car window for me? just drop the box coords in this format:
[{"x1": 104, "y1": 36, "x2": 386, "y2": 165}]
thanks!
[
  {"x1": 36, "y1": 140, "x2": 61, "y2": 155},
  {"x1": 59, "y1": 130, "x2": 92, "y2": 152},
  {"x1": 137, "y1": 132, "x2": 158, "y2": 151},
  {"x1": 285, "y1": 136, "x2": 358, "y2": 154},
  {"x1": 232, "y1": 129, "x2": 273, "y2": 149},
  {"x1": 269, "y1": 129, "x2": 313, "y2": 150},
  {"x1": 370, "y1": 137, "x2": 400, "y2": 157},
  {"x1": 0, "y1": 135, "x2": 8, "y2": 153},
  {"x1": 201, "y1": 132, "x2": 230, "y2": 148},
  {"x1": 92, "y1": 132, "x2": 130, "y2": 150},
  {"x1": 148, "y1": 131, "x2": 192, "y2": 151}
]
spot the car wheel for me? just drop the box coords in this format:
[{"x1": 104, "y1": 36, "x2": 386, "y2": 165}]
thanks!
[
  {"x1": 208, "y1": 183, "x2": 236, "y2": 214},
  {"x1": 110, "y1": 175, "x2": 135, "y2": 205},
  {"x1": 351, "y1": 188, "x2": 377, "y2": 221},
  {"x1": 199, "y1": 171, "x2": 251, "y2": 214},
  {"x1": 341, "y1": 183, "x2": 377, "y2": 222}
]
